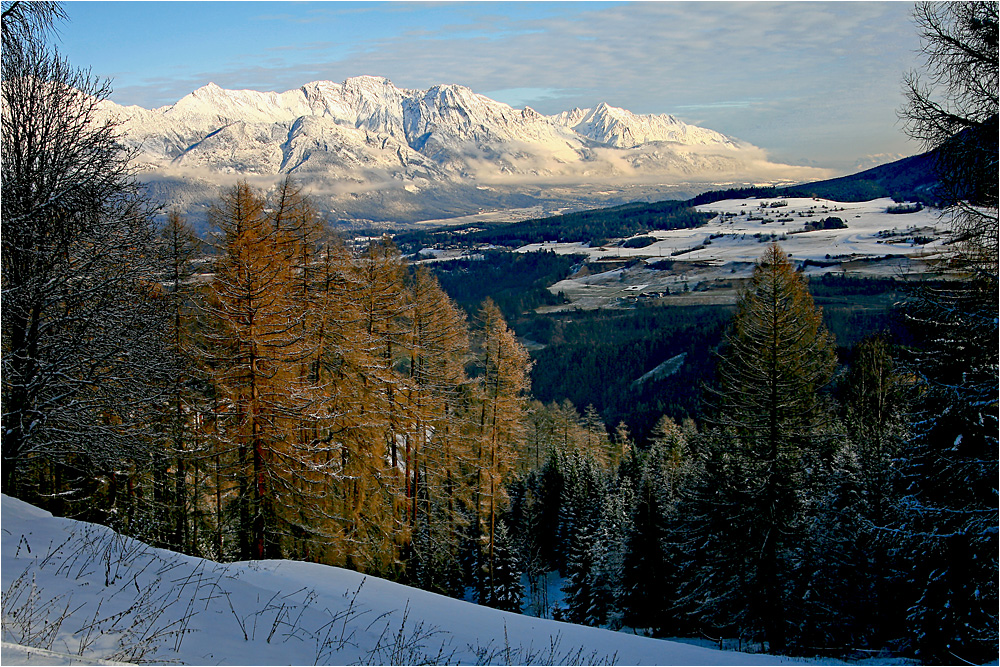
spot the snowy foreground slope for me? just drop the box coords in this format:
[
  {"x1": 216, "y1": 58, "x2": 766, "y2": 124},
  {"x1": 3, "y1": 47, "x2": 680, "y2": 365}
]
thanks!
[{"x1": 2, "y1": 495, "x2": 827, "y2": 666}]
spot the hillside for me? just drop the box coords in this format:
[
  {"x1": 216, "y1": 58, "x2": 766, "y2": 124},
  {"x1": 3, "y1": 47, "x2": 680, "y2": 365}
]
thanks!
[
  {"x1": 0, "y1": 495, "x2": 827, "y2": 666},
  {"x1": 393, "y1": 150, "x2": 940, "y2": 250},
  {"x1": 783, "y1": 151, "x2": 939, "y2": 203}
]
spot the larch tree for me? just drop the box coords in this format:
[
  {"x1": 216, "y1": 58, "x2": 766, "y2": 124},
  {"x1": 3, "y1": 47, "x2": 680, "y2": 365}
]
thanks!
[
  {"x1": 291, "y1": 235, "x2": 415, "y2": 574},
  {"x1": 345, "y1": 237, "x2": 413, "y2": 574},
  {"x1": 202, "y1": 180, "x2": 313, "y2": 560},
  {"x1": 153, "y1": 210, "x2": 204, "y2": 551},
  {"x1": 713, "y1": 244, "x2": 837, "y2": 462},
  {"x1": 405, "y1": 267, "x2": 474, "y2": 592},
  {"x1": 261, "y1": 178, "x2": 332, "y2": 561},
  {"x1": 299, "y1": 236, "x2": 376, "y2": 567},
  {"x1": 680, "y1": 243, "x2": 837, "y2": 653},
  {"x1": 473, "y1": 298, "x2": 531, "y2": 602}
]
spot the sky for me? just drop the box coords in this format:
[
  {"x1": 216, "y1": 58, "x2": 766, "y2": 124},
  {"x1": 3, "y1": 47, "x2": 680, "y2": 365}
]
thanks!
[{"x1": 53, "y1": 1, "x2": 927, "y2": 172}]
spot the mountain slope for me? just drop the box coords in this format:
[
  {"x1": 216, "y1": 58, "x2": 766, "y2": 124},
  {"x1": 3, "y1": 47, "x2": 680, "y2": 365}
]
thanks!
[
  {"x1": 553, "y1": 102, "x2": 737, "y2": 149},
  {"x1": 1, "y1": 495, "x2": 823, "y2": 665},
  {"x1": 783, "y1": 150, "x2": 940, "y2": 203},
  {"x1": 96, "y1": 76, "x2": 830, "y2": 225}
]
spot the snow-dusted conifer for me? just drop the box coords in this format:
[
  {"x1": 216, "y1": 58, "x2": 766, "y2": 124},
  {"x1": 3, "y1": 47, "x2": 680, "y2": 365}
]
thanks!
[
  {"x1": 590, "y1": 477, "x2": 634, "y2": 629},
  {"x1": 678, "y1": 244, "x2": 837, "y2": 652},
  {"x1": 483, "y1": 519, "x2": 523, "y2": 612},
  {"x1": 472, "y1": 299, "x2": 530, "y2": 597},
  {"x1": 892, "y1": 4, "x2": 998, "y2": 661}
]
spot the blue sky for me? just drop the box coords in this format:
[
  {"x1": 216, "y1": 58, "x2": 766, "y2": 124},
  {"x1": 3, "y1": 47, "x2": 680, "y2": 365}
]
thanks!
[{"x1": 55, "y1": 1, "x2": 924, "y2": 172}]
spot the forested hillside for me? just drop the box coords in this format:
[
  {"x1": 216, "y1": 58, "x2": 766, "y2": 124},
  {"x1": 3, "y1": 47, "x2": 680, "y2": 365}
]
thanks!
[
  {"x1": 2, "y1": 2, "x2": 995, "y2": 665},
  {"x1": 425, "y1": 250, "x2": 579, "y2": 318},
  {"x1": 394, "y1": 202, "x2": 713, "y2": 250}
]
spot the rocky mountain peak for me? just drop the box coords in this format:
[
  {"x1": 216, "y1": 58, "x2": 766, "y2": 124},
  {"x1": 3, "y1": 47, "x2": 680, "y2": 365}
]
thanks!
[{"x1": 100, "y1": 76, "x2": 820, "y2": 224}]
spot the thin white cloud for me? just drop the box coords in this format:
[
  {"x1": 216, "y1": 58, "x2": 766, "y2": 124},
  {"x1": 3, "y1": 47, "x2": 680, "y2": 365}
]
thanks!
[{"x1": 104, "y1": 2, "x2": 922, "y2": 170}]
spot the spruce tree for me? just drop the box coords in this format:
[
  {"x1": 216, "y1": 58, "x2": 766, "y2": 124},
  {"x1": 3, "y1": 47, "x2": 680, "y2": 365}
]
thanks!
[
  {"x1": 562, "y1": 516, "x2": 598, "y2": 625},
  {"x1": 894, "y1": 281, "x2": 998, "y2": 663},
  {"x1": 485, "y1": 520, "x2": 523, "y2": 613},
  {"x1": 893, "y1": 4, "x2": 998, "y2": 661},
  {"x1": 621, "y1": 472, "x2": 668, "y2": 635},
  {"x1": 591, "y1": 477, "x2": 634, "y2": 630}
]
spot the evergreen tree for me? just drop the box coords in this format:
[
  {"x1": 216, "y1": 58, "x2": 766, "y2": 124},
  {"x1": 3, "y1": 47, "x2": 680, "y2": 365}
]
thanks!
[
  {"x1": 484, "y1": 520, "x2": 523, "y2": 613},
  {"x1": 680, "y1": 244, "x2": 837, "y2": 652},
  {"x1": 893, "y1": 4, "x2": 998, "y2": 662},
  {"x1": 562, "y1": 515, "x2": 598, "y2": 625},
  {"x1": 842, "y1": 335, "x2": 909, "y2": 527},
  {"x1": 894, "y1": 281, "x2": 998, "y2": 663},
  {"x1": 591, "y1": 477, "x2": 634, "y2": 630},
  {"x1": 621, "y1": 471, "x2": 669, "y2": 635},
  {"x1": 837, "y1": 335, "x2": 911, "y2": 648},
  {"x1": 532, "y1": 447, "x2": 565, "y2": 573}
]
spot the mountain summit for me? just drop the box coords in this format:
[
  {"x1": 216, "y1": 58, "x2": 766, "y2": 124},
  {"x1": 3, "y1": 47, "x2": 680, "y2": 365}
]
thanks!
[{"x1": 101, "y1": 76, "x2": 831, "y2": 224}]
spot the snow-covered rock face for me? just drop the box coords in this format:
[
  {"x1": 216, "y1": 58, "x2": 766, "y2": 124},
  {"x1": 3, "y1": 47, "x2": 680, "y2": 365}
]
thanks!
[
  {"x1": 558, "y1": 102, "x2": 738, "y2": 150},
  {"x1": 97, "y1": 76, "x2": 823, "y2": 223}
]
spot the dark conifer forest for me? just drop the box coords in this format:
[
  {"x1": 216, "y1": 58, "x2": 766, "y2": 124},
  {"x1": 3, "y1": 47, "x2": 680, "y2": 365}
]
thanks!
[{"x1": 2, "y1": 2, "x2": 996, "y2": 664}]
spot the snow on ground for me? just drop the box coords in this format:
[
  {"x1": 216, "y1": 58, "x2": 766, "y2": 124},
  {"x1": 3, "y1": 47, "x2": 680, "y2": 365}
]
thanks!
[
  {"x1": 1, "y1": 494, "x2": 837, "y2": 665},
  {"x1": 0, "y1": 642, "x2": 132, "y2": 666},
  {"x1": 516, "y1": 198, "x2": 949, "y2": 310},
  {"x1": 516, "y1": 197, "x2": 949, "y2": 265}
]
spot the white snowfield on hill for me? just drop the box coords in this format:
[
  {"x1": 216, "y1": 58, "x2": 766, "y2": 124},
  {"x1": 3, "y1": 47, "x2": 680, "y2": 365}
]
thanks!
[
  {"x1": 2, "y1": 494, "x2": 830, "y2": 666},
  {"x1": 518, "y1": 197, "x2": 949, "y2": 267}
]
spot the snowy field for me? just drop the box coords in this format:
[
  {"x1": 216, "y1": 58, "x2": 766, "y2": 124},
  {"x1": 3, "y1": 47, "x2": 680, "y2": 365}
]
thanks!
[
  {"x1": 1, "y1": 494, "x2": 844, "y2": 665},
  {"x1": 514, "y1": 198, "x2": 949, "y2": 310},
  {"x1": 516, "y1": 197, "x2": 949, "y2": 264}
]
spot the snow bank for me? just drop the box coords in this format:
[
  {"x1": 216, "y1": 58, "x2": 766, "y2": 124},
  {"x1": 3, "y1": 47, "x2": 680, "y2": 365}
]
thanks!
[{"x1": 1, "y1": 495, "x2": 825, "y2": 665}]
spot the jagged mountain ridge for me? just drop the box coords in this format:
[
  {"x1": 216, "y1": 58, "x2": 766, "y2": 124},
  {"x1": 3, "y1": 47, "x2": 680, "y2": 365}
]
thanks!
[{"x1": 100, "y1": 75, "x2": 828, "y2": 224}]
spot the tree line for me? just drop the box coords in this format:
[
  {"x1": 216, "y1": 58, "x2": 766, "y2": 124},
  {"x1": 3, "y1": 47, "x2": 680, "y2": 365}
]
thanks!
[
  {"x1": 2, "y1": 1, "x2": 995, "y2": 663},
  {"x1": 501, "y1": 240, "x2": 994, "y2": 662}
]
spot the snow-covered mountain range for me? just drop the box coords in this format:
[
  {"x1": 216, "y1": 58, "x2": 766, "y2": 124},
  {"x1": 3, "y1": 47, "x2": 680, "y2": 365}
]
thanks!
[{"x1": 99, "y1": 76, "x2": 831, "y2": 225}]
